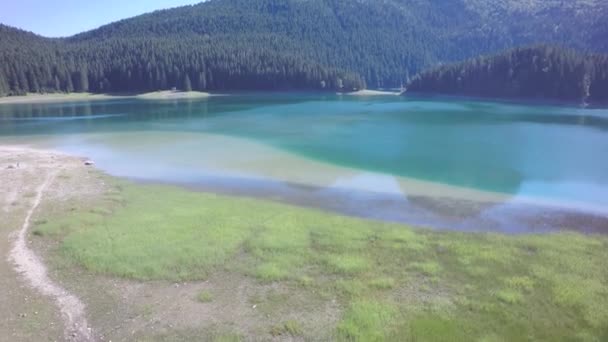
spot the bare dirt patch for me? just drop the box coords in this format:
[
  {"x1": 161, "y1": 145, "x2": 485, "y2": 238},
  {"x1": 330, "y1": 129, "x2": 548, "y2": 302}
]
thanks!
[{"x1": 1, "y1": 147, "x2": 95, "y2": 341}]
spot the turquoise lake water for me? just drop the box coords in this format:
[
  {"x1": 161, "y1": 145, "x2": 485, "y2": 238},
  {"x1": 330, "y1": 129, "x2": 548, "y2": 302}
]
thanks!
[{"x1": 1, "y1": 93, "x2": 607, "y2": 232}]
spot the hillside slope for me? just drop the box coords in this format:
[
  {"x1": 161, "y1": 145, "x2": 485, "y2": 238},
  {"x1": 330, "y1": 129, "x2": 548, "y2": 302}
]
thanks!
[
  {"x1": 69, "y1": 0, "x2": 608, "y2": 86},
  {"x1": 1, "y1": 0, "x2": 607, "y2": 96},
  {"x1": 407, "y1": 46, "x2": 608, "y2": 104}
]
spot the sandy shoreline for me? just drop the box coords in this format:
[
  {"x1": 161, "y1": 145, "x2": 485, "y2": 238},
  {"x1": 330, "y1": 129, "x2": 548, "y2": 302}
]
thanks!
[
  {"x1": 342, "y1": 89, "x2": 401, "y2": 96},
  {"x1": 0, "y1": 89, "x2": 402, "y2": 104},
  {"x1": 1, "y1": 146, "x2": 94, "y2": 341},
  {"x1": 0, "y1": 90, "x2": 213, "y2": 105}
]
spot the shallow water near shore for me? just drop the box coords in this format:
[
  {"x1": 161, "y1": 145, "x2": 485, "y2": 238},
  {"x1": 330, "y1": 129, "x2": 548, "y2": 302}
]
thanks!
[{"x1": 1, "y1": 93, "x2": 607, "y2": 233}]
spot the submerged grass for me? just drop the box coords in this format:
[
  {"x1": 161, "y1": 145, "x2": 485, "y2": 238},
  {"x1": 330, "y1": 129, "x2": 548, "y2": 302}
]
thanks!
[{"x1": 35, "y1": 180, "x2": 608, "y2": 341}]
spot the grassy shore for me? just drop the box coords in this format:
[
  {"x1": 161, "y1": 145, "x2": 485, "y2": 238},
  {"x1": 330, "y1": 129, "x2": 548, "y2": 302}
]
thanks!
[
  {"x1": 0, "y1": 91, "x2": 212, "y2": 104},
  {"x1": 31, "y1": 176, "x2": 608, "y2": 341}
]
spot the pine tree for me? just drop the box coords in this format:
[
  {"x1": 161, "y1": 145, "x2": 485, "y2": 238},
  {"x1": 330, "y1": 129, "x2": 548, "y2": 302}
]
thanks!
[
  {"x1": 0, "y1": 73, "x2": 7, "y2": 95},
  {"x1": 54, "y1": 76, "x2": 61, "y2": 91},
  {"x1": 79, "y1": 67, "x2": 89, "y2": 92},
  {"x1": 198, "y1": 71, "x2": 207, "y2": 90},
  {"x1": 183, "y1": 74, "x2": 192, "y2": 91},
  {"x1": 66, "y1": 72, "x2": 74, "y2": 93}
]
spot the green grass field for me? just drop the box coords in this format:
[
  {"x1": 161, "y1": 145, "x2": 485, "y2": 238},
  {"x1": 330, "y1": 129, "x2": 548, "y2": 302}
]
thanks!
[{"x1": 34, "y1": 179, "x2": 608, "y2": 341}]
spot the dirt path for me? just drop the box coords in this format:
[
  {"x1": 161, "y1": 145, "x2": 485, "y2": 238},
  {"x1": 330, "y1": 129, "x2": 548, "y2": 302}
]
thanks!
[{"x1": 5, "y1": 152, "x2": 93, "y2": 341}]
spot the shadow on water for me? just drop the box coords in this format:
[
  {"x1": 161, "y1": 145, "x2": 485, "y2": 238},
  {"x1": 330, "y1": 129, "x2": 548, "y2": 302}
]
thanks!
[{"x1": 134, "y1": 173, "x2": 608, "y2": 235}]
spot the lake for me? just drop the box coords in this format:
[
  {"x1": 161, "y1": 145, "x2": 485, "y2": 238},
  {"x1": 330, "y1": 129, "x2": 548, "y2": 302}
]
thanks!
[{"x1": 1, "y1": 93, "x2": 607, "y2": 233}]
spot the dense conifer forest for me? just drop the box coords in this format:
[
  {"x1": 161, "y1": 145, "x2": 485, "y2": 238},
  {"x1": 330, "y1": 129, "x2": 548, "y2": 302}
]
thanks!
[
  {"x1": 406, "y1": 46, "x2": 608, "y2": 104},
  {"x1": 0, "y1": 0, "x2": 607, "y2": 96},
  {"x1": 0, "y1": 27, "x2": 365, "y2": 95}
]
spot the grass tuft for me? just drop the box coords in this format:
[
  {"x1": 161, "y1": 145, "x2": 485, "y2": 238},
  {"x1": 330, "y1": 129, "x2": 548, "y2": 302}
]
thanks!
[
  {"x1": 297, "y1": 275, "x2": 314, "y2": 287},
  {"x1": 335, "y1": 279, "x2": 366, "y2": 298},
  {"x1": 337, "y1": 301, "x2": 397, "y2": 341},
  {"x1": 325, "y1": 254, "x2": 369, "y2": 275},
  {"x1": 504, "y1": 276, "x2": 535, "y2": 292},
  {"x1": 495, "y1": 289, "x2": 523, "y2": 304},
  {"x1": 212, "y1": 333, "x2": 242, "y2": 342},
  {"x1": 410, "y1": 261, "x2": 442, "y2": 276},
  {"x1": 253, "y1": 263, "x2": 290, "y2": 282},
  {"x1": 369, "y1": 277, "x2": 396, "y2": 290},
  {"x1": 270, "y1": 320, "x2": 303, "y2": 337},
  {"x1": 197, "y1": 290, "x2": 213, "y2": 303},
  {"x1": 407, "y1": 316, "x2": 469, "y2": 342}
]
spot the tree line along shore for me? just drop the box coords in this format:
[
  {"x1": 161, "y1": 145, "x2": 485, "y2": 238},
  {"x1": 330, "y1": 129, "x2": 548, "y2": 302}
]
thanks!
[{"x1": 1, "y1": 0, "x2": 608, "y2": 101}]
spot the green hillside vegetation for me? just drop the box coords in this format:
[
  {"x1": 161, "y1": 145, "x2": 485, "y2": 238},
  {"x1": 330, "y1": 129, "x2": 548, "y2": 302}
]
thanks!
[
  {"x1": 407, "y1": 46, "x2": 608, "y2": 104},
  {"x1": 1, "y1": 0, "x2": 607, "y2": 96}
]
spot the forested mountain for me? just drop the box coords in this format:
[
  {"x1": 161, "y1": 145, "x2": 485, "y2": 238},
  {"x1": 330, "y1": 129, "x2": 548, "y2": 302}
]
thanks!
[
  {"x1": 1, "y1": 0, "x2": 607, "y2": 96},
  {"x1": 406, "y1": 46, "x2": 608, "y2": 104},
  {"x1": 0, "y1": 25, "x2": 365, "y2": 96}
]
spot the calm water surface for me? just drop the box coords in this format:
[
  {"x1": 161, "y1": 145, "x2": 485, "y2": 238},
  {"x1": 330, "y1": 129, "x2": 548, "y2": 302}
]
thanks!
[{"x1": 1, "y1": 93, "x2": 607, "y2": 233}]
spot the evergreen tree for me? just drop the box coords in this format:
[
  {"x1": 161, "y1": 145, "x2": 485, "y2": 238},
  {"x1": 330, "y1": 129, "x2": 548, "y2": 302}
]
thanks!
[
  {"x1": 198, "y1": 72, "x2": 207, "y2": 90},
  {"x1": 183, "y1": 74, "x2": 192, "y2": 91},
  {"x1": 53, "y1": 75, "x2": 61, "y2": 91}
]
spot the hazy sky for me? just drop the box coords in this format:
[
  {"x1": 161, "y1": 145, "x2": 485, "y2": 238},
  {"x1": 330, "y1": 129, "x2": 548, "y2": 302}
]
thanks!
[{"x1": 0, "y1": 0, "x2": 200, "y2": 37}]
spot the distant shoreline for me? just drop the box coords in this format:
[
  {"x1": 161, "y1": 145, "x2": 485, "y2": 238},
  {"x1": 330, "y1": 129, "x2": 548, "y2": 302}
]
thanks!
[
  {"x1": 0, "y1": 90, "x2": 214, "y2": 104},
  {"x1": 341, "y1": 89, "x2": 401, "y2": 96},
  {"x1": 0, "y1": 89, "x2": 404, "y2": 105},
  {"x1": 402, "y1": 91, "x2": 606, "y2": 109}
]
